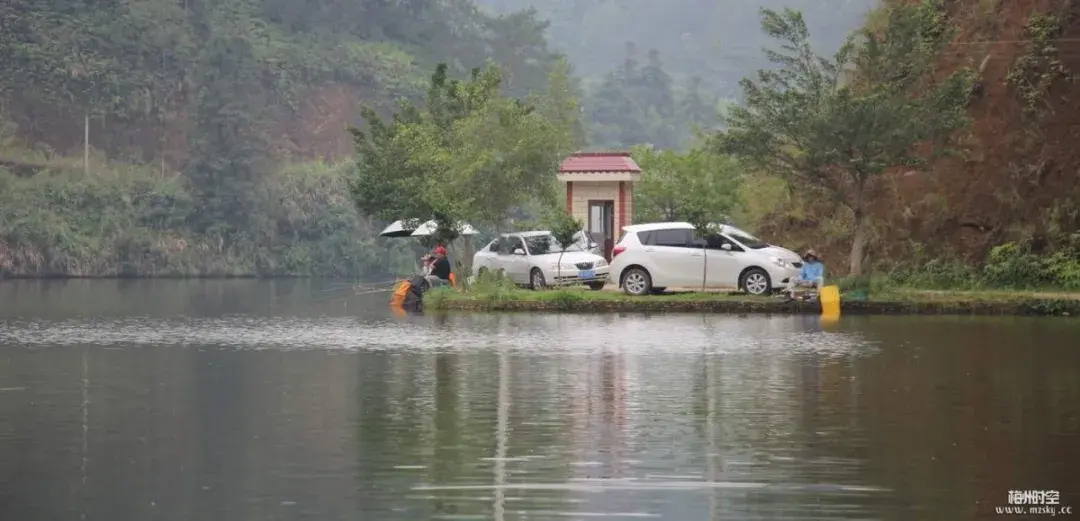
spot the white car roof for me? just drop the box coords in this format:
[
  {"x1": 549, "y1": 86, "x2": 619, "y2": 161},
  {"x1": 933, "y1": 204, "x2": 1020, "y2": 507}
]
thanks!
[
  {"x1": 622, "y1": 222, "x2": 695, "y2": 232},
  {"x1": 503, "y1": 230, "x2": 552, "y2": 238},
  {"x1": 622, "y1": 222, "x2": 760, "y2": 239}
]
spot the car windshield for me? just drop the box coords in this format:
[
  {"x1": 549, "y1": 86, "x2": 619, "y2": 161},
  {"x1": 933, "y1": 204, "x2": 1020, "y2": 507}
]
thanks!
[
  {"x1": 728, "y1": 231, "x2": 769, "y2": 249},
  {"x1": 523, "y1": 234, "x2": 564, "y2": 255}
]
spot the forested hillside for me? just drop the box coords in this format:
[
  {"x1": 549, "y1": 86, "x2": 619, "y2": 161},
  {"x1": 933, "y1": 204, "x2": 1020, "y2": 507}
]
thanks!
[
  {"x1": 473, "y1": 0, "x2": 875, "y2": 148},
  {"x1": 0, "y1": 0, "x2": 564, "y2": 277},
  {"x1": 4, "y1": 0, "x2": 1077, "y2": 285},
  {"x1": 0, "y1": 0, "x2": 558, "y2": 164},
  {"x1": 729, "y1": 0, "x2": 1080, "y2": 285}
]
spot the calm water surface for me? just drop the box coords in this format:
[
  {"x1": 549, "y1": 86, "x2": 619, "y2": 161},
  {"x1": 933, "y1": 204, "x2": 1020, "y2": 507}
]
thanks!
[{"x1": 1, "y1": 280, "x2": 1078, "y2": 521}]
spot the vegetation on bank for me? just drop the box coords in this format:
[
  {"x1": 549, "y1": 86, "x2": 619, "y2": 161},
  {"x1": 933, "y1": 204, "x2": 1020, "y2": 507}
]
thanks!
[
  {"x1": 423, "y1": 271, "x2": 1080, "y2": 316},
  {"x1": 347, "y1": 60, "x2": 585, "y2": 274},
  {"x1": 3, "y1": 0, "x2": 1077, "y2": 291},
  {"x1": 0, "y1": 0, "x2": 563, "y2": 278},
  {"x1": 837, "y1": 236, "x2": 1080, "y2": 292},
  {"x1": 627, "y1": 1, "x2": 1079, "y2": 292},
  {"x1": 725, "y1": 0, "x2": 1080, "y2": 284},
  {"x1": 0, "y1": 161, "x2": 416, "y2": 278},
  {"x1": 717, "y1": 4, "x2": 975, "y2": 277}
]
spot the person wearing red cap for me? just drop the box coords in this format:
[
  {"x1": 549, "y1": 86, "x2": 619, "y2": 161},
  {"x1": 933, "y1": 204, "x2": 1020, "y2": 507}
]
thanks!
[
  {"x1": 420, "y1": 253, "x2": 435, "y2": 276},
  {"x1": 430, "y1": 245, "x2": 452, "y2": 280}
]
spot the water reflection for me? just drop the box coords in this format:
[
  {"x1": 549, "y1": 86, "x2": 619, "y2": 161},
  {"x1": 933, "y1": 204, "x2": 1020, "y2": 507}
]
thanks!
[{"x1": 0, "y1": 281, "x2": 1078, "y2": 520}]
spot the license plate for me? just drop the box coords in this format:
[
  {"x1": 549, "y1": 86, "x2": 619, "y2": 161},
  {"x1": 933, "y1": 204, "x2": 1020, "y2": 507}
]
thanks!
[{"x1": 579, "y1": 269, "x2": 595, "y2": 279}]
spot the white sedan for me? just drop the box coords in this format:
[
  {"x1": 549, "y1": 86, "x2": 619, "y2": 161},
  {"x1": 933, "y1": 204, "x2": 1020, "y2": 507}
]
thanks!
[{"x1": 473, "y1": 231, "x2": 610, "y2": 290}]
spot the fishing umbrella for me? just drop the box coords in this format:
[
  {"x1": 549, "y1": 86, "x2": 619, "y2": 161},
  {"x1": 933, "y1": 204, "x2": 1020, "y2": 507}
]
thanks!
[
  {"x1": 378, "y1": 219, "x2": 479, "y2": 238},
  {"x1": 410, "y1": 220, "x2": 478, "y2": 277},
  {"x1": 410, "y1": 220, "x2": 477, "y2": 237},
  {"x1": 378, "y1": 220, "x2": 418, "y2": 238}
]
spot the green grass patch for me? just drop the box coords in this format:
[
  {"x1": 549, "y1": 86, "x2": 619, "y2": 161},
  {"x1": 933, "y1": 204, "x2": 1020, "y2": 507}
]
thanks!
[
  {"x1": 422, "y1": 270, "x2": 1080, "y2": 316},
  {"x1": 426, "y1": 270, "x2": 760, "y2": 311}
]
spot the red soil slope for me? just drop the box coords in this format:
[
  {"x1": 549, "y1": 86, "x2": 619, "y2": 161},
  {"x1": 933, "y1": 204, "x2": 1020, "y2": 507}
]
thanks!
[{"x1": 763, "y1": 0, "x2": 1080, "y2": 272}]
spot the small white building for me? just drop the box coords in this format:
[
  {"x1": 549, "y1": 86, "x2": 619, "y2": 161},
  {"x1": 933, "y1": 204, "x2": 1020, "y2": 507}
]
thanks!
[{"x1": 557, "y1": 152, "x2": 642, "y2": 261}]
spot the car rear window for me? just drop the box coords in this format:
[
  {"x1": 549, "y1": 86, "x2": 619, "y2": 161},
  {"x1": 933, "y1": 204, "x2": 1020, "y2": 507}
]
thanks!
[{"x1": 651, "y1": 229, "x2": 693, "y2": 247}]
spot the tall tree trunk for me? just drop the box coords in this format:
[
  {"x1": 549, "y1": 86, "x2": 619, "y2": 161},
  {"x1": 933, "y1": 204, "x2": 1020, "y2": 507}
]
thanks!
[
  {"x1": 848, "y1": 176, "x2": 869, "y2": 277},
  {"x1": 849, "y1": 206, "x2": 866, "y2": 277},
  {"x1": 701, "y1": 243, "x2": 707, "y2": 291}
]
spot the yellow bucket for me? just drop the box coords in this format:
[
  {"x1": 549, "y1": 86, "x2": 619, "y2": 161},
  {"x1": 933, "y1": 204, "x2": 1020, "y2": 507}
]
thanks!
[
  {"x1": 390, "y1": 279, "x2": 411, "y2": 307},
  {"x1": 819, "y1": 285, "x2": 841, "y2": 319}
]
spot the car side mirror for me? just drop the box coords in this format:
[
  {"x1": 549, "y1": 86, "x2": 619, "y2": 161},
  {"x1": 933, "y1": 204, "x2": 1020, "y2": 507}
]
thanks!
[
  {"x1": 721, "y1": 243, "x2": 732, "y2": 251},
  {"x1": 513, "y1": 248, "x2": 525, "y2": 255}
]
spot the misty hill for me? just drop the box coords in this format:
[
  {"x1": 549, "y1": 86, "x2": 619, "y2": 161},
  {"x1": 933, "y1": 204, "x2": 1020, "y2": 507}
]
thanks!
[
  {"x1": 473, "y1": 0, "x2": 876, "y2": 149},
  {"x1": 473, "y1": 0, "x2": 876, "y2": 95}
]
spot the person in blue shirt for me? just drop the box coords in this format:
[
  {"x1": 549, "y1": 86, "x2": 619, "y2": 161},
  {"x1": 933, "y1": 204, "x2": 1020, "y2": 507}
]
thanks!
[{"x1": 786, "y1": 249, "x2": 825, "y2": 300}]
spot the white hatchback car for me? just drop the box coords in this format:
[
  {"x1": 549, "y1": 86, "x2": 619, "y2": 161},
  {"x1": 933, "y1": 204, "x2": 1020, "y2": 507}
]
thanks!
[
  {"x1": 473, "y1": 231, "x2": 610, "y2": 290},
  {"x1": 608, "y1": 222, "x2": 804, "y2": 296}
]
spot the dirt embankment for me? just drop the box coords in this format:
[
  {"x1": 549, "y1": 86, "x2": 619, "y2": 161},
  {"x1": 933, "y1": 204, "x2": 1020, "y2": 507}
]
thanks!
[{"x1": 762, "y1": 0, "x2": 1080, "y2": 272}]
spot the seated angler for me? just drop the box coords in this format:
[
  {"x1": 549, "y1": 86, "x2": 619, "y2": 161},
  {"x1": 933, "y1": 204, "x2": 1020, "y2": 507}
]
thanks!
[
  {"x1": 430, "y1": 245, "x2": 452, "y2": 281},
  {"x1": 420, "y1": 254, "x2": 435, "y2": 276},
  {"x1": 785, "y1": 249, "x2": 825, "y2": 301}
]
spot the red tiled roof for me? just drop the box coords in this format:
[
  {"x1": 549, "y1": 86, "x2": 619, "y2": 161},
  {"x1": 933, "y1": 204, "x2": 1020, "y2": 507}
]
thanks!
[{"x1": 558, "y1": 151, "x2": 641, "y2": 173}]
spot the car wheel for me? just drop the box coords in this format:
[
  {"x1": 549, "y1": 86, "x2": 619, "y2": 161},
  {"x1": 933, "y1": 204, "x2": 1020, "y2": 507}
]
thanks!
[
  {"x1": 587, "y1": 281, "x2": 605, "y2": 291},
  {"x1": 530, "y1": 268, "x2": 547, "y2": 290},
  {"x1": 649, "y1": 287, "x2": 667, "y2": 294},
  {"x1": 741, "y1": 268, "x2": 772, "y2": 296},
  {"x1": 621, "y1": 268, "x2": 652, "y2": 296},
  {"x1": 477, "y1": 266, "x2": 488, "y2": 278}
]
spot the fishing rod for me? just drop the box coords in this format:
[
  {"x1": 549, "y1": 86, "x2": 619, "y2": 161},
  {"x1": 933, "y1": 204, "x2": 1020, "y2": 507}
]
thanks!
[
  {"x1": 271, "y1": 278, "x2": 405, "y2": 301},
  {"x1": 315, "y1": 278, "x2": 402, "y2": 293}
]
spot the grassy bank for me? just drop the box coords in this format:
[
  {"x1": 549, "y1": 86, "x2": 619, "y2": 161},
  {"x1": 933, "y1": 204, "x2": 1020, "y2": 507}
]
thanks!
[
  {"x1": 0, "y1": 160, "x2": 416, "y2": 278},
  {"x1": 423, "y1": 276, "x2": 1080, "y2": 316}
]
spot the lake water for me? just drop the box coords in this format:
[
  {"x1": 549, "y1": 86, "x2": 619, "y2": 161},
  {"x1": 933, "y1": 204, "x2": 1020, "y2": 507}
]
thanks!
[{"x1": 1, "y1": 279, "x2": 1078, "y2": 520}]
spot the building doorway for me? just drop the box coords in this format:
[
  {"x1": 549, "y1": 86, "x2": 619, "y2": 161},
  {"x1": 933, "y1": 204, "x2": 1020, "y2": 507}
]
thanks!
[{"x1": 588, "y1": 200, "x2": 615, "y2": 261}]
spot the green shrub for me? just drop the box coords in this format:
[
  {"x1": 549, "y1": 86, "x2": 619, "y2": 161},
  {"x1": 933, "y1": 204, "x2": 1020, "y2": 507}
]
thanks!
[
  {"x1": 983, "y1": 242, "x2": 1045, "y2": 287},
  {"x1": 1042, "y1": 234, "x2": 1080, "y2": 289},
  {"x1": 887, "y1": 258, "x2": 982, "y2": 290},
  {"x1": 0, "y1": 161, "x2": 415, "y2": 278},
  {"x1": 422, "y1": 286, "x2": 455, "y2": 308},
  {"x1": 546, "y1": 289, "x2": 584, "y2": 310},
  {"x1": 467, "y1": 268, "x2": 522, "y2": 307},
  {"x1": 982, "y1": 237, "x2": 1080, "y2": 290}
]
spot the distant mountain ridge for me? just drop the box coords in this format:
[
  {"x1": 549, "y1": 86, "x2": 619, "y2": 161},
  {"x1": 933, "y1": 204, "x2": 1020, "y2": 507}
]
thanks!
[{"x1": 472, "y1": 0, "x2": 877, "y2": 95}]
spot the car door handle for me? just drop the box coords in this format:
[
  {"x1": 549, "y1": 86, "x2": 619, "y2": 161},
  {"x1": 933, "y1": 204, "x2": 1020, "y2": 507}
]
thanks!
[
  {"x1": 690, "y1": 252, "x2": 702, "y2": 256},
  {"x1": 643, "y1": 247, "x2": 655, "y2": 252}
]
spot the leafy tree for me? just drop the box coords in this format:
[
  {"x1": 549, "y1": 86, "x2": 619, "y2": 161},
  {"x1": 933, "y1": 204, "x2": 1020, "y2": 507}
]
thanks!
[
  {"x1": 678, "y1": 76, "x2": 719, "y2": 138},
  {"x1": 715, "y1": 3, "x2": 975, "y2": 276},
  {"x1": 348, "y1": 62, "x2": 581, "y2": 274},
  {"x1": 537, "y1": 58, "x2": 588, "y2": 152},
  {"x1": 541, "y1": 206, "x2": 584, "y2": 283},
  {"x1": 184, "y1": 0, "x2": 272, "y2": 236},
  {"x1": 586, "y1": 44, "x2": 683, "y2": 149},
  {"x1": 582, "y1": 43, "x2": 725, "y2": 150},
  {"x1": 631, "y1": 142, "x2": 741, "y2": 290},
  {"x1": 631, "y1": 143, "x2": 742, "y2": 224}
]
